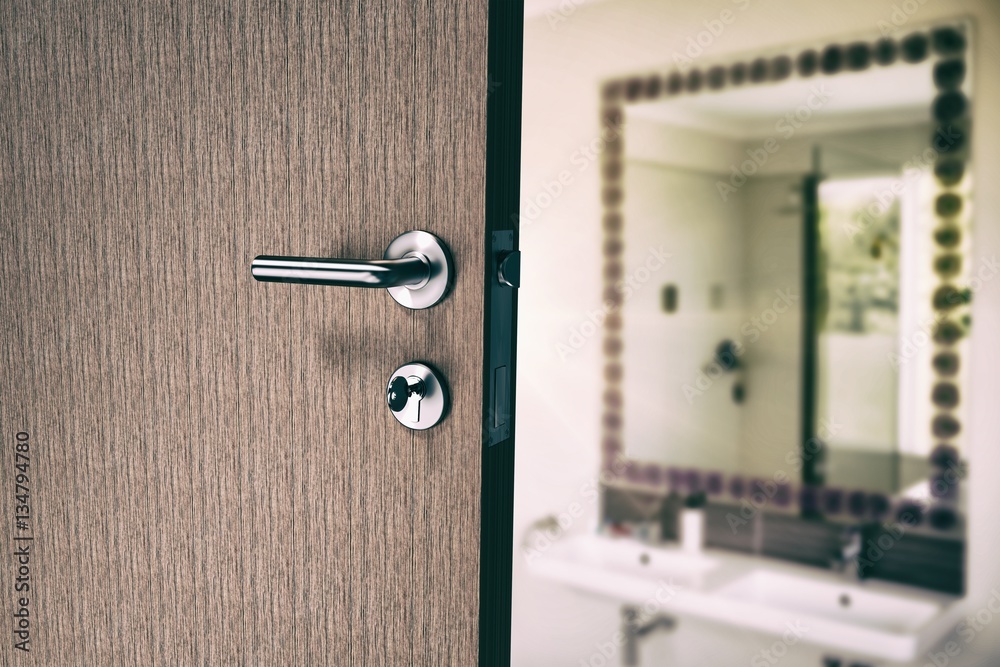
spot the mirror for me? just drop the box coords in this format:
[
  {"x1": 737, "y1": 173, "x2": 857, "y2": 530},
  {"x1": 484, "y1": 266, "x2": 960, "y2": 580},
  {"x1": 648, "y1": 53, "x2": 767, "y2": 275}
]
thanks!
[{"x1": 603, "y1": 26, "x2": 972, "y2": 503}]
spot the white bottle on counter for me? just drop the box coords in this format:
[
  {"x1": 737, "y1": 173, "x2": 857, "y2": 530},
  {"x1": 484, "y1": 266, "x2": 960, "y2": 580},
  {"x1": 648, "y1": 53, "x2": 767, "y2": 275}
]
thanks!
[{"x1": 680, "y1": 494, "x2": 706, "y2": 553}]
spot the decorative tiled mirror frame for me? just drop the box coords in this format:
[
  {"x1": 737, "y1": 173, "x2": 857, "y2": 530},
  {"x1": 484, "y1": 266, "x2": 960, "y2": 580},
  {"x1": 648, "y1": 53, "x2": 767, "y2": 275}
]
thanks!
[{"x1": 598, "y1": 20, "x2": 973, "y2": 531}]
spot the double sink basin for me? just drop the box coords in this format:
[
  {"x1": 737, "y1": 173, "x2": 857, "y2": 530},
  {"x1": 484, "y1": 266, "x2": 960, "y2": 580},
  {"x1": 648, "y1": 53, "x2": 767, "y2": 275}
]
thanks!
[{"x1": 529, "y1": 533, "x2": 961, "y2": 662}]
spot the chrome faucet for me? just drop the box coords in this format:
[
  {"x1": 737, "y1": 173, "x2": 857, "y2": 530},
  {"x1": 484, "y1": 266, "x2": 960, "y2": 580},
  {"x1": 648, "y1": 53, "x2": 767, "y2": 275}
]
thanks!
[
  {"x1": 622, "y1": 605, "x2": 676, "y2": 666},
  {"x1": 832, "y1": 526, "x2": 863, "y2": 580}
]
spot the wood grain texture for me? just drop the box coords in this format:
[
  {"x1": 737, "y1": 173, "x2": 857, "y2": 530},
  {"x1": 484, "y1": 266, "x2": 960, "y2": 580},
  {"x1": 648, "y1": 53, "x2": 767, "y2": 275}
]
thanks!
[{"x1": 0, "y1": 1, "x2": 493, "y2": 664}]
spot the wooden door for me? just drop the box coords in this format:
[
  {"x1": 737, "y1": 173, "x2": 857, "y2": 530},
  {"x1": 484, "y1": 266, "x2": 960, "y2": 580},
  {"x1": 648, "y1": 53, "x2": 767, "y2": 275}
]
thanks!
[{"x1": 0, "y1": 2, "x2": 521, "y2": 665}]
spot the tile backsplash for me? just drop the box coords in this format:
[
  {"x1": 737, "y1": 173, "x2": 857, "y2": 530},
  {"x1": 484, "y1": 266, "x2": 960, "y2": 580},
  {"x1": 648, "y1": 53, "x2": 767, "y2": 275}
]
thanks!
[{"x1": 601, "y1": 484, "x2": 964, "y2": 595}]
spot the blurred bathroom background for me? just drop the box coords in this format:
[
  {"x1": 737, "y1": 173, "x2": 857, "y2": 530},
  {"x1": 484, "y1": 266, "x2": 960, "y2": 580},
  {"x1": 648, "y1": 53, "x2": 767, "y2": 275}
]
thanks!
[{"x1": 512, "y1": 0, "x2": 1000, "y2": 665}]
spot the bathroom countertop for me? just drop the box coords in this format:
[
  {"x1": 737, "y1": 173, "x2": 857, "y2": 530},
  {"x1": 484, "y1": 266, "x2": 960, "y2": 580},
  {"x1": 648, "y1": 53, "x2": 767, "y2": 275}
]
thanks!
[{"x1": 529, "y1": 532, "x2": 965, "y2": 663}]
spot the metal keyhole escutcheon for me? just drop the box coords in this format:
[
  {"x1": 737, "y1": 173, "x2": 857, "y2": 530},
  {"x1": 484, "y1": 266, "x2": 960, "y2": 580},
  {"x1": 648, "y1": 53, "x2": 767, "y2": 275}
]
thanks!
[{"x1": 386, "y1": 363, "x2": 449, "y2": 430}]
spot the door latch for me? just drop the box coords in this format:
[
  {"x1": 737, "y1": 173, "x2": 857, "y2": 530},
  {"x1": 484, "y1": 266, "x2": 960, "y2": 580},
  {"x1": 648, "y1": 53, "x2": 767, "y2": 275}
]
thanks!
[{"x1": 485, "y1": 231, "x2": 518, "y2": 446}]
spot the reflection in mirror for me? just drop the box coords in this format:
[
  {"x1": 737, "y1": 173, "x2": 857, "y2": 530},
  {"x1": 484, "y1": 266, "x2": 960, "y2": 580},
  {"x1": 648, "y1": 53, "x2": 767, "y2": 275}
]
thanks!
[
  {"x1": 611, "y1": 31, "x2": 971, "y2": 498},
  {"x1": 816, "y1": 176, "x2": 922, "y2": 492}
]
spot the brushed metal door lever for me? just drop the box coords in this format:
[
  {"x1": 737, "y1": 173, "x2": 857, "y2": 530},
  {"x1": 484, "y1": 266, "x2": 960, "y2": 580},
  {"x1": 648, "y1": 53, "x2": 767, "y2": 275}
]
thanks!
[{"x1": 251, "y1": 230, "x2": 453, "y2": 309}]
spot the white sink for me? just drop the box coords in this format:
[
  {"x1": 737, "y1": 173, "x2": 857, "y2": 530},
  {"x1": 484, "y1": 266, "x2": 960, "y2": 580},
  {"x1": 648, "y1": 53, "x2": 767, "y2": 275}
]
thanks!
[
  {"x1": 717, "y1": 570, "x2": 942, "y2": 634},
  {"x1": 711, "y1": 569, "x2": 958, "y2": 660},
  {"x1": 552, "y1": 534, "x2": 719, "y2": 578},
  {"x1": 529, "y1": 534, "x2": 720, "y2": 604},
  {"x1": 529, "y1": 533, "x2": 962, "y2": 662}
]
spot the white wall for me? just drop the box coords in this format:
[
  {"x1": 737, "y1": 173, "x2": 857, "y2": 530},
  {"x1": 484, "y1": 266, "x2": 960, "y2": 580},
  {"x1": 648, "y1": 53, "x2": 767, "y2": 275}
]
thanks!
[{"x1": 514, "y1": 0, "x2": 1000, "y2": 665}]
